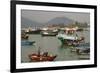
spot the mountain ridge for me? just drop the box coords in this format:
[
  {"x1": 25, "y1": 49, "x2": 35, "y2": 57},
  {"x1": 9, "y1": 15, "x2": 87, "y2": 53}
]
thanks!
[{"x1": 21, "y1": 16, "x2": 75, "y2": 28}]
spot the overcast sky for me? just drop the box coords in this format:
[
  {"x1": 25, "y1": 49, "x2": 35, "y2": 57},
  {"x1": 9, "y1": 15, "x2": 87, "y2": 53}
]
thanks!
[{"x1": 21, "y1": 10, "x2": 90, "y2": 24}]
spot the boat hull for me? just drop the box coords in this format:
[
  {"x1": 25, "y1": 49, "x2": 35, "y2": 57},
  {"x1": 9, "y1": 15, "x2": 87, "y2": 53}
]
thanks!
[
  {"x1": 21, "y1": 41, "x2": 35, "y2": 46},
  {"x1": 41, "y1": 33, "x2": 57, "y2": 36},
  {"x1": 41, "y1": 32, "x2": 58, "y2": 36},
  {"x1": 58, "y1": 37, "x2": 80, "y2": 46},
  {"x1": 29, "y1": 54, "x2": 57, "y2": 62}
]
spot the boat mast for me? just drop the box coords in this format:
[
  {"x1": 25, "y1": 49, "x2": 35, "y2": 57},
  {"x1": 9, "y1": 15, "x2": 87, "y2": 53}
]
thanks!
[{"x1": 38, "y1": 47, "x2": 41, "y2": 57}]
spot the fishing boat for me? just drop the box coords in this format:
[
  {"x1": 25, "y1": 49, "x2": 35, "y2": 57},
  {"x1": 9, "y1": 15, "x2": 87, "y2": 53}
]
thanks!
[
  {"x1": 71, "y1": 43, "x2": 90, "y2": 55},
  {"x1": 57, "y1": 33, "x2": 84, "y2": 46},
  {"x1": 72, "y1": 47, "x2": 90, "y2": 55},
  {"x1": 76, "y1": 47, "x2": 90, "y2": 60},
  {"x1": 21, "y1": 40, "x2": 35, "y2": 46},
  {"x1": 29, "y1": 48, "x2": 57, "y2": 62}
]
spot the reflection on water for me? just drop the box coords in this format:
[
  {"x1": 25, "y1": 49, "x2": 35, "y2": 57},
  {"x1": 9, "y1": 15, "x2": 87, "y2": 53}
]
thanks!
[{"x1": 21, "y1": 31, "x2": 90, "y2": 63}]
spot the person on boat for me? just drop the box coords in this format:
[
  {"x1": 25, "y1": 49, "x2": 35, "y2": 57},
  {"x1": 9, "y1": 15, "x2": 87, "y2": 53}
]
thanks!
[
  {"x1": 43, "y1": 52, "x2": 48, "y2": 57},
  {"x1": 76, "y1": 34, "x2": 78, "y2": 37},
  {"x1": 76, "y1": 49, "x2": 80, "y2": 55}
]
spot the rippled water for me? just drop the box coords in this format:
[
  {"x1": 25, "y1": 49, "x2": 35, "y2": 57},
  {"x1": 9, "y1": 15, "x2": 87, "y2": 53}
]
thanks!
[{"x1": 21, "y1": 31, "x2": 90, "y2": 63}]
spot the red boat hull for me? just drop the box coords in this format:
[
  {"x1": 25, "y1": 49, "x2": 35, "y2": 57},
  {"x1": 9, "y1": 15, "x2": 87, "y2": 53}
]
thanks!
[{"x1": 29, "y1": 54, "x2": 57, "y2": 62}]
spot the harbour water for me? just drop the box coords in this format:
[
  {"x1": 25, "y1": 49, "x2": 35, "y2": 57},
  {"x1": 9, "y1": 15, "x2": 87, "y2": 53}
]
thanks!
[{"x1": 21, "y1": 30, "x2": 90, "y2": 63}]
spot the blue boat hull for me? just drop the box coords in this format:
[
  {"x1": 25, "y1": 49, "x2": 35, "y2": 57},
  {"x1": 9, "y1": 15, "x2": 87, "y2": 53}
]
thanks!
[{"x1": 21, "y1": 41, "x2": 35, "y2": 46}]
